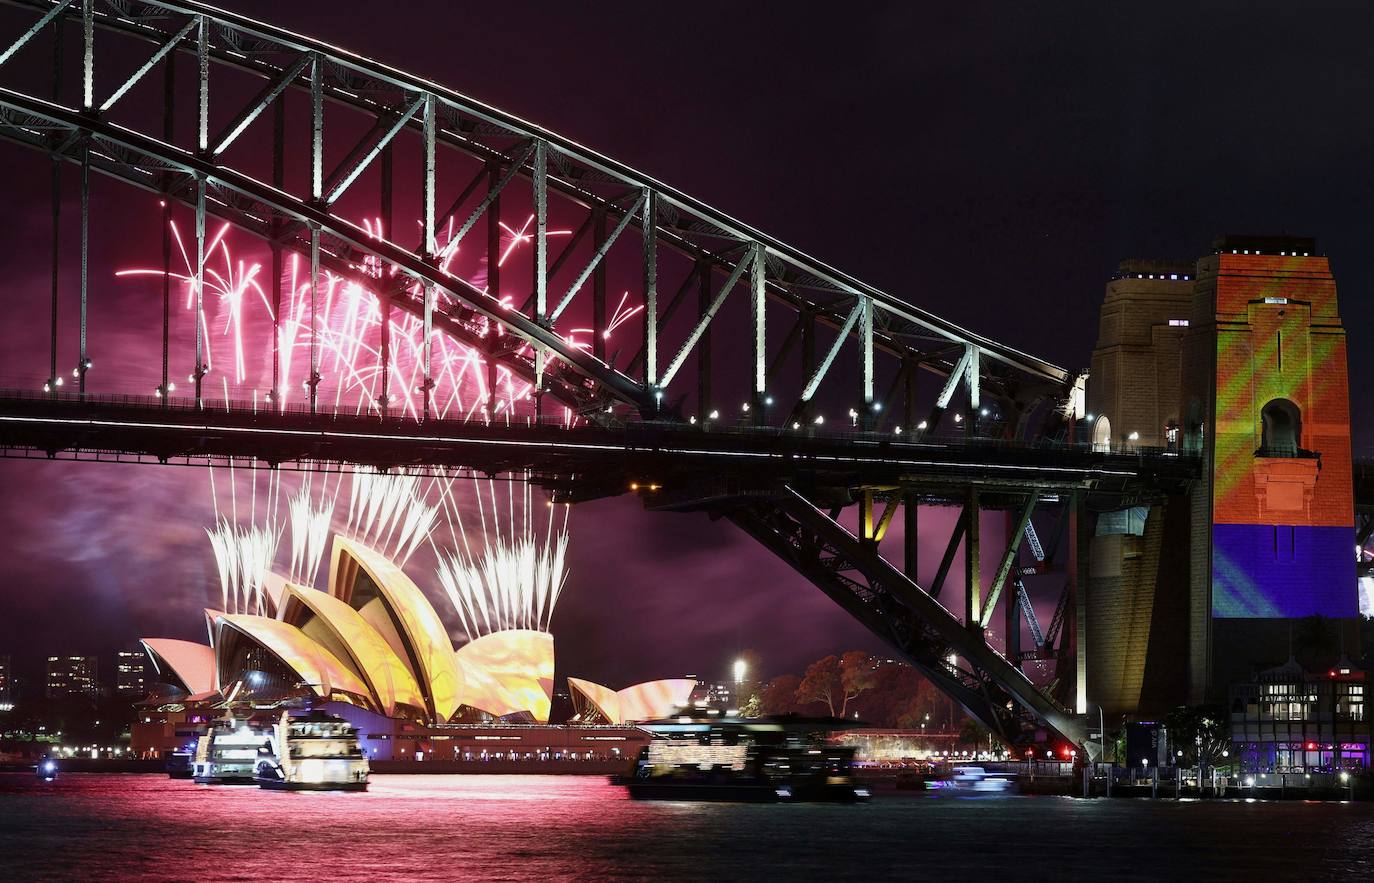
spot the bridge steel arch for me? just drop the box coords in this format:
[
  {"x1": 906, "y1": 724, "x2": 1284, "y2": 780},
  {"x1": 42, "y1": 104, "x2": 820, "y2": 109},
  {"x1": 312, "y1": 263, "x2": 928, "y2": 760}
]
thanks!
[
  {"x1": 0, "y1": 0, "x2": 1078, "y2": 428},
  {"x1": 0, "y1": 0, "x2": 1156, "y2": 752}
]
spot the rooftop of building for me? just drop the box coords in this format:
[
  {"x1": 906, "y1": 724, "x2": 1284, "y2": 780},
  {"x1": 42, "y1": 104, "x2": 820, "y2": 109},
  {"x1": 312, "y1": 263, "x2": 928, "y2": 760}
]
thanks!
[
  {"x1": 1211, "y1": 233, "x2": 1319, "y2": 256},
  {"x1": 1110, "y1": 258, "x2": 1196, "y2": 283}
]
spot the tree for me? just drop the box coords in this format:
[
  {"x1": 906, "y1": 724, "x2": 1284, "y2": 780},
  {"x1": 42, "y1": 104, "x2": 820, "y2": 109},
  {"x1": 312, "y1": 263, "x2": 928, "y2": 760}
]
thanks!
[
  {"x1": 893, "y1": 676, "x2": 945, "y2": 730},
  {"x1": 758, "y1": 674, "x2": 802, "y2": 716},
  {"x1": 797, "y1": 652, "x2": 879, "y2": 718},
  {"x1": 796, "y1": 656, "x2": 844, "y2": 716},
  {"x1": 850, "y1": 662, "x2": 918, "y2": 726},
  {"x1": 839, "y1": 651, "x2": 879, "y2": 716},
  {"x1": 1162, "y1": 704, "x2": 1230, "y2": 767},
  {"x1": 959, "y1": 717, "x2": 991, "y2": 752}
]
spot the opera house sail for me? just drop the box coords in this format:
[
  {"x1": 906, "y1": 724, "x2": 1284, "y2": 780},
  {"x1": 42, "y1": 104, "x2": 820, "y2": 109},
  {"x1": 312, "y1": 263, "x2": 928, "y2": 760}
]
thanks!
[
  {"x1": 142, "y1": 463, "x2": 696, "y2": 733},
  {"x1": 142, "y1": 533, "x2": 698, "y2": 729}
]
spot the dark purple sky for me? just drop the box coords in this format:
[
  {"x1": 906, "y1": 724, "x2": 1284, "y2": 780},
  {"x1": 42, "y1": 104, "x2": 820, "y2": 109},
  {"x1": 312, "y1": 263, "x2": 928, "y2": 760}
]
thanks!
[{"x1": 3, "y1": 1, "x2": 1374, "y2": 687}]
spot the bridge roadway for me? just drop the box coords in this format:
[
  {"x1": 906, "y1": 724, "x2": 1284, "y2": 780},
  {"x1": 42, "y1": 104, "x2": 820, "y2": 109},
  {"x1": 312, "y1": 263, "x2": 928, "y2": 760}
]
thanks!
[{"x1": 0, "y1": 391, "x2": 1198, "y2": 507}]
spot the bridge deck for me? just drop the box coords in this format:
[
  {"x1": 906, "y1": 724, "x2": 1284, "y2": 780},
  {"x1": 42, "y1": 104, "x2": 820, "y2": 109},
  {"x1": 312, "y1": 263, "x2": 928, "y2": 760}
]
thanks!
[{"x1": 0, "y1": 391, "x2": 1198, "y2": 505}]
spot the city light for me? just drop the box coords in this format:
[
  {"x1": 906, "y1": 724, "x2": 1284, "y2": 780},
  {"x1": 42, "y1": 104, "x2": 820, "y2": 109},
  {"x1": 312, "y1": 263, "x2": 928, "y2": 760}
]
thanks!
[{"x1": 733, "y1": 658, "x2": 747, "y2": 685}]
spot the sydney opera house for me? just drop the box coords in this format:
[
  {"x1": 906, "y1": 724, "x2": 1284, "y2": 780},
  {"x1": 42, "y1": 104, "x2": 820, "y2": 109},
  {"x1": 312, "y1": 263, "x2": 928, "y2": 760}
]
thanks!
[{"x1": 136, "y1": 534, "x2": 694, "y2": 762}]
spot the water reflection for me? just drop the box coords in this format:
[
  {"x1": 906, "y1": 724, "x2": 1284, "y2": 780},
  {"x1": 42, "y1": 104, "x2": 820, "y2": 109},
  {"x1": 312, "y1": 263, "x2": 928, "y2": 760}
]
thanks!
[{"x1": 2, "y1": 774, "x2": 1373, "y2": 881}]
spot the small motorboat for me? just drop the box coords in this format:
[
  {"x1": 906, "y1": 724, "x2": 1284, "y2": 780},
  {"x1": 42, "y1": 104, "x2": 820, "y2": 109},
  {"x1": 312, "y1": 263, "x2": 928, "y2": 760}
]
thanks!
[{"x1": 36, "y1": 759, "x2": 58, "y2": 781}]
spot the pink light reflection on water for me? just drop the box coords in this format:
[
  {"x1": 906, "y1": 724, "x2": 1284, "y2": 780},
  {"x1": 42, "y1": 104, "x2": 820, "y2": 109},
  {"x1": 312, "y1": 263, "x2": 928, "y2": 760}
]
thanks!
[{"x1": 4, "y1": 773, "x2": 1374, "y2": 881}]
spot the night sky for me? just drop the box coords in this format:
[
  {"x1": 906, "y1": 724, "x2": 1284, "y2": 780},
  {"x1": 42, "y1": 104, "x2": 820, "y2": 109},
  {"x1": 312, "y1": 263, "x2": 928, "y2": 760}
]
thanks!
[{"x1": 2, "y1": 1, "x2": 1374, "y2": 688}]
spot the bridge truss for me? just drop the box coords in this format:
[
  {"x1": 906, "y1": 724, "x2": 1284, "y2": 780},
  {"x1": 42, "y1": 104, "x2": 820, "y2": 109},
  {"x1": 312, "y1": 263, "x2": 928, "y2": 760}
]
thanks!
[{"x1": 0, "y1": 0, "x2": 1196, "y2": 753}]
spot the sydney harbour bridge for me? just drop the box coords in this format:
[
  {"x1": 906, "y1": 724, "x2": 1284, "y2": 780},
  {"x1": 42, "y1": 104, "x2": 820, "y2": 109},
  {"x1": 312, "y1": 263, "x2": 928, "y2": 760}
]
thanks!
[{"x1": 0, "y1": 1, "x2": 1196, "y2": 754}]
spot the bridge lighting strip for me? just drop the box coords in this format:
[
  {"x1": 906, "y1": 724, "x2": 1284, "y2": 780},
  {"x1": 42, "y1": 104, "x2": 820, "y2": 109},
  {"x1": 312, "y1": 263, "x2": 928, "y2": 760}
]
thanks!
[{"x1": 0, "y1": 415, "x2": 1138, "y2": 478}]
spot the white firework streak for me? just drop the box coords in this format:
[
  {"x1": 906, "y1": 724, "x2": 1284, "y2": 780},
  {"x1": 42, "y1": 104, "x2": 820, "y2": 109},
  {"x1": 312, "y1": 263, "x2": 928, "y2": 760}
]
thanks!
[
  {"x1": 206, "y1": 516, "x2": 281, "y2": 615},
  {"x1": 346, "y1": 467, "x2": 439, "y2": 563},
  {"x1": 288, "y1": 480, "x2": 336, "y2": 587},
  {"x1": 436, "y1": 478, "x2": 570, "y2": 641}
]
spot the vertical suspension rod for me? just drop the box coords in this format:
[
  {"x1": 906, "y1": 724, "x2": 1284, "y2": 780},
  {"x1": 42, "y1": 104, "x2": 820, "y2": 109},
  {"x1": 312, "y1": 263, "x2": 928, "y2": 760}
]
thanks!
[
  {"x1": 80, "y1": 0, "x2": 92, "y2": 111},
  {"x1": 309, "y1": 223, "x2": 320, "y2": 415},
  {"x1": 750, "y1": 242, "x2": 765, "y2": 417},
  {"x1": 78, "y1": 141, "x2": 89, "y2": 396},
  {"x1": 379, "y1": 142, "x2": 392, "y2": 417},
  {"x1": 642, "y1": 188, "x2": 657, "y2": 395},
  {"x1": 49, "y1": 153, "x2": 60, "y2": 392},
  {"x1": 160, "y1": 51, "x2": 174, "y2": 404},
  {"x1": 532, "y1": 139, "x2": 547, "y2": 400},
  {"x1": 420, "y1": 94, "x2": 436, "y2": 420},
  {"x1": 486, "y1": 159, "x2": 502, "y2": 419},
  {"x1": 697, "y1": 257, "x2": 711, "y2": 416},
  {"x1": 592, "y1": 208, "x2": 606, "y2": 363},
  {"x1": 270, "y1": 94, "x2": 284, "y2": 409},
  {"x1": 193, "y1": 15, "x2": 209, "y2": 406},
  {"x1": 194, "y1": 174, "x2": 206, "y2": 405},
  {"x1": 47, "y1": 14, "x2": 63, "y2": 393},
  {"x1": 196, "y1": 15, "x2": 208, "y2": 152}
]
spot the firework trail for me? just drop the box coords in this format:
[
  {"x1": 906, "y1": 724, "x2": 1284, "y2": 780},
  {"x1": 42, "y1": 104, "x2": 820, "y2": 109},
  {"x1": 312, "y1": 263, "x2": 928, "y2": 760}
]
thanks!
[
  {"x1": 117, "y1": 210, "x2": 608, "y2": 431},
  {"x1": 436, "y1": 477, "x2": 570, "y2": 640},
  {"x1": 205, "y1": 515, "x2": 281, "y2": 616},
  {"x1": 287, "y1": 477, "x2": 336, "y2": 588},
  {"x1": 345, "y1": 468, "x2": 440, "y2": 566}
]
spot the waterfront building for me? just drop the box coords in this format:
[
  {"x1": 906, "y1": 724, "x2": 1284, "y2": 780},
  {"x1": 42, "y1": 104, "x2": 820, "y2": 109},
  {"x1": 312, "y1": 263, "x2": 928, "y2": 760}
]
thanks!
[
  {"x1": 45, "y1": 655, "x2": 98, "y2": 701},
  {"x1": 0, "y1": 653, "x2": 11, "y2": 704},
  {"x1": 115, "y1": 646, "x2": 149, "y2": 697},
  {"x1": 130, "y1": 699, "x2": 215, "y2": 759},
  {"x1": 1229, "y1": 658, "x2": 1368, "y2": 772},
  {"x1": 325, "y1": 702, "x2": 651, "y2": 766}
]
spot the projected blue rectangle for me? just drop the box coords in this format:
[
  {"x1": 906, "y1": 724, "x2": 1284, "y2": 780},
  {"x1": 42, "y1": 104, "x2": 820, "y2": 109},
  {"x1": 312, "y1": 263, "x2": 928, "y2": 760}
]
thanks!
[{"x1": 1212, "y1": 524, "x2": 1357, "y2": 618}]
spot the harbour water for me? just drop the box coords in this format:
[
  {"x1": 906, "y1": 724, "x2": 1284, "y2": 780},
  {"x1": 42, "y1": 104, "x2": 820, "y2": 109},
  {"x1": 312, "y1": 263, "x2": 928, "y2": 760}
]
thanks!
[{"x1": 2, "y1": 773, "x2": 1373, "y2": 881}]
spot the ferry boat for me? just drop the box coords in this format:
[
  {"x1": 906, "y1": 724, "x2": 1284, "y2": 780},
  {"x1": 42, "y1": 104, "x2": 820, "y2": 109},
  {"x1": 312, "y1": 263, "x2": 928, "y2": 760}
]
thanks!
[
  {"x1": 192, "y1": 717, "x2": 272, "y2": 785},
  {"x1": 165, "y1": 750, "x2": 194, "y2": 780},
  {"x1": 255, "y1": 710, "x2": 369, "y2": 792},
  {"x1": 616, "y1": 713, "x2": 869, "y2": 803}
]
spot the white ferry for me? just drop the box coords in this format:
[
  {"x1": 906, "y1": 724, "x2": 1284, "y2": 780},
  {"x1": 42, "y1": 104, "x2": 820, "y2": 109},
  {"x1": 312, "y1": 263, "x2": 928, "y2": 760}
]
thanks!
[
  {"x1": 192, "y1": 717, "x2": 271, "y2": 785},
  {"x1": 255, "y1": 710, "x2": 369, "y2": 792}
]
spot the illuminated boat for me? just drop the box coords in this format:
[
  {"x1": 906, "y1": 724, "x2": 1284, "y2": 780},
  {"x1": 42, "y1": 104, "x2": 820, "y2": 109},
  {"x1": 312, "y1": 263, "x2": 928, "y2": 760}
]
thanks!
[
  {"x1": 192, "y1": 717, "x2": 272, "y2": 785},
  {"x1": 616, "y1": 713, "x2": 869, "y2": 803},
  {"x1": 165, "y1": 750, "x2": 194, "y2": 780},
  {"x1": 256, "y1": 711, "x2": 369, "y2": 792},
  {"x1": 35, "y1": 758, "x2": 57, "y2": 781}
]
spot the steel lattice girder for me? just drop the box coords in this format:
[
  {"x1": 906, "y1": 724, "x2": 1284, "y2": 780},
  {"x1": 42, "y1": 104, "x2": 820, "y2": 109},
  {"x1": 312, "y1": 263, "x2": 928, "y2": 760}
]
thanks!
[
  {"x1": 0, "y1": 0, "x2": 1077, "y2": 425},
  {"x1": 730, "y1": 487, "x2": 1087, "y2": 750}
]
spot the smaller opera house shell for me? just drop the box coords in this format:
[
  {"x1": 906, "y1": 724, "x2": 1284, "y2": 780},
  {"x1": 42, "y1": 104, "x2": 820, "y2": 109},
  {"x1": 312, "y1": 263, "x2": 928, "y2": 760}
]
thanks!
[{"x1": 143, "y1": 535, "x2": 689, "y2": 726}]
